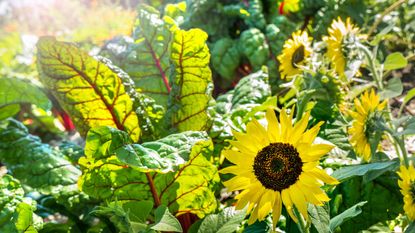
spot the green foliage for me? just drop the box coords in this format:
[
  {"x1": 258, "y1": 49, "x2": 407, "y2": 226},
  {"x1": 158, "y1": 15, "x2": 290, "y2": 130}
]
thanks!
[
  {"x1": 0, "y1": 77, "x2": 50, "y2": 120},
  {"x1": 329, "y1": 201, "x2": 367, "y2": 231},
  {"x1": 0, "y1": 175, "x2": 42, "y2": 233},
  {"x1": 37, "y1": 37, "x2": 142, "y2": 141},
  {"x1": 79, "y1": 126, "x2": 219, "y2": 217},
  {"x1": 190, "y1": 207, "x2": 246, "y2": 233}
]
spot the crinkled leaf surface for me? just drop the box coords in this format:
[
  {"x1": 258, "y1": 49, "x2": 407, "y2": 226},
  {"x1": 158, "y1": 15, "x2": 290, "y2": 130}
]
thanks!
[
  {"x1": 121, "y1": 5, "x2": 173, "y2": 107},
  {"x1": 79, "y1": 126, "x2": 219, "y2": 217},
  {"x1": 0, "y1": 119, "x2": 80, "y2": 194},
  {"x1": 36, "y1": 37, "x2": 141, "y2": 141},
  {"x1": 193, "y1": 207, "x2": 246, "y2": 233},
  {"x1": 211, "y1": 38, "x2": 240, "y2": 81},
  {"x1": 0, "y1": 175, "x2": 42, "y2": 233},
  {"x1": 239, "y1": 29, "x2": 269, "y2": 70},
  {"x1": 0, "y1": 119, "x2": 90, "y2": 215},
  {"x1": 166, "y1": 28, "x2": 213, "y2": 132},
  {"x1": 0, "y1": 77, "x2": 51, "y2": 119}
]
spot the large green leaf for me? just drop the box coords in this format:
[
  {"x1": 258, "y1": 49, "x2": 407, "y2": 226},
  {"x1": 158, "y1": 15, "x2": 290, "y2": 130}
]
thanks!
[
  {"x1": 0, "y1": 77, "x2": 51, "y2": 119},
  {"x1": 332, "y1": 160, "x2": 398, "y2": 182},
  {"x1": 0, "y1": 119, "x2": 90, "y2": 216},
  {"x1": 191, "y1": 207, "x2": 246, "y2": 233},
  {"x1": 0, "y1": 175, "x2": 42, "y2": 233},
  {"x1": 166, "y1": 28, "x2": 213, "y2": 132},
  {"x1": 331, "y1": 173, "x2": 403, "y2": 232},
  {"x1": 239, "y1": 29, "x2": 270, "y2": 70},
  {"x1": 0, "y1": 119, "x2": 80, "y2": 194},
  {"x1": 211, "y1": 38, "x2": 240, "y2": 81},
  {"x1": 384, "y1": 52, "x2": 407, "y2": 71},
  {"x1": 36, "y1": 37, "x2": 141, "y2": 141},
  {"x1": 79, "y1": 127, "x2": 219, "y2": 217},
  {"x1": 121, "y1": 5, "x2": 173, "y2": 107},
  {"x1": 329, "y1": 201, "x2": 367, "y2": 231}
]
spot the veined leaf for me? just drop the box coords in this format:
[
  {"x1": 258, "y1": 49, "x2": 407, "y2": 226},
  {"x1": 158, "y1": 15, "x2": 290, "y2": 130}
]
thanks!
[
  {"x1": 0, "y1": 119, "x2": 90, "y2": 216},
  {"x1": 211, "y1": 38, "x2": 241, "y2": 81},
  {"x1": 79, "y1": 127, "x2": 219, "y2": 217},
  {"x1": 0, "y1": 175, "x2": 42, "y2": 233},
  {"x1": 0, "y1": 77, "x2": 51, "y2": 119},
  {"x1": 166, "y1": 28, "x2": 213, "y2": 132},
  {"x1": 192, "y1": 207, "x2": 246, "y2": 233},
  {"x1": 122, "y1": 5, "x2": 173, "y2": 107},
  {"x1": 36, "y1": 37, "x2": 141, "y2": 141}
]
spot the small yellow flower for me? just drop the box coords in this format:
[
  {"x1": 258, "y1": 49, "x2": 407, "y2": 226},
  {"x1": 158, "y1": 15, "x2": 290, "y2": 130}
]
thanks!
[
  {"x1": 397, "y1": 164, "x2": 415, "y2": 221},
  {"x1": 277, "y1": 30, "x2": 312, "y2": 80},
  {"x1": 348, "y1": 90, "x2": 386, "y2": 162},
  {"x1": 323, "y1": 17, "x2": 360, "y2": 76},
  {"x1": 279, "y1": 0, "x2": 300, "y2": 15},
  {"x1": 221, "y1": 108, "x2": 338, "y2": 229}
]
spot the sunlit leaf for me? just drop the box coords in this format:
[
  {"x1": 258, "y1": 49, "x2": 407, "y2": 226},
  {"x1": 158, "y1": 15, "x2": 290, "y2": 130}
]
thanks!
[
  {"x1": 384, "y1": 52, "x2": 407, "y2": 71},
  {"x1": 329, "y1": 201, "x2": 367, "y2": 231},
  {"x1": 36, "y1": 37, "x2": 141, "y2": 141},
  {"x1": 79, "y1": 127, "x2": 219, "y2": 217},
  {"x1": 166, "y1": 28, "x2": 213, "y2": 132}
]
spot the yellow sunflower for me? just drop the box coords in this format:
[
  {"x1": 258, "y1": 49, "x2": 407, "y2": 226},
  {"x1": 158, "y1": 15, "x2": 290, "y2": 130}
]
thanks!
[
  {"x1": 397, "y1": 164, "x2": 415, "y2": 221},
  {"x1": 220, "y1": 108, "x2": 338, "y2": 229},
  {"x1": 277, "y1": 30, "x2": 312, "y2": 80},
  {"x1": 348, "y1": 90, "x2": 386, "y2": 162},
  {"x1": 323, "y1": 17, "x2": 359, "y2": 76}
]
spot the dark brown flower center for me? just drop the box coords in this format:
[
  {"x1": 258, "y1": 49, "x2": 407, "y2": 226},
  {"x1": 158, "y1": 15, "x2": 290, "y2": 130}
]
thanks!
[
  {"x1": 291, "y1": 45, "x2": 305, "y2": 68},
  {"x1": 253, "y1": 142, "x2": 303, "y2": 191}
]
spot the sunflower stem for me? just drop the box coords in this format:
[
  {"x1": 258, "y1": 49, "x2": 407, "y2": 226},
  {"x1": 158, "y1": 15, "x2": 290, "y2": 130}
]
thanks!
[
  {"x1": 357, "y1": 43, "x2": 383, "y2": 90},
  {"x1": 293, "y1": 206, "x2": 309, "y2": 233}
]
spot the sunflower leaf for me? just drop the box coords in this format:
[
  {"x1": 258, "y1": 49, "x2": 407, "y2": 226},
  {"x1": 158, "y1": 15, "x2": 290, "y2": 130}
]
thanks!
[
  {"x1": 329, "y1": 201, "x2": 367, "y2": 231},
  {"x1": 384, "y1": 52, "x2": 407, "y2": 71},
  {"x1": 308, "y1": 204, "x2": 330, "y2": 233},
  {"x1": 151, "y1": 205, "x2": 182, "y2": 232},
  {"x1": 36, "y1": 37, "x2": 141, "y2": 141},
  {"x1": 331, "y1": 160, "x2": 398, "y2": 182},
  {"x1": 78, "y1": 127, "x2": 219, "y2": 217}
]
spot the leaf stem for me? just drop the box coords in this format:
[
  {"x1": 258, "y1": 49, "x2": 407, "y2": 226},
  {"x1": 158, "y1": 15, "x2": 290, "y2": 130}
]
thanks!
[
  {"x1": 367, "y1": 0, "x2": 407, "y2": 38},
  {"x1": 146, "y1": 173, "x2": 161, "y2": 207},
  {"x1": 293, "y1": 206, "x2": 309, "y2": 233}
]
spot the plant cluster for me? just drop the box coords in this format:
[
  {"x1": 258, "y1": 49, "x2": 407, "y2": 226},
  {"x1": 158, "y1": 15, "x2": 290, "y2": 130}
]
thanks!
[{"x1": 1, "y1": 0, "x2": 415, "y2": 233}]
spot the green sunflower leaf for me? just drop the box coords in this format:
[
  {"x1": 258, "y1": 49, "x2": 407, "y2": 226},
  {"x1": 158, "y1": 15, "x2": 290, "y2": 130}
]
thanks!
[
  {"x1": 332, "y1": 160, "x2": 399, "y2": 182},
  {"x1": 384, "y1": 52, "x2": 407, "y2": 71},
  {"x1": 166, "y1": 28, "x2": 213, "y2": 132},
  {"x1": 79, "y1": 126, "x2": 219, "y2": 217},
  {"x1": 0, "y1": 77, "x2": 51, "y2": 119},
  {"x1": 151, "y1": 205, "x2": 183, "y2": 232},
  {"x1": 36, "y1": 37, "x2": 141, "y2": 141},
  {"x1": 329, "y1": 201, "x2": 367, "y2": 231}
]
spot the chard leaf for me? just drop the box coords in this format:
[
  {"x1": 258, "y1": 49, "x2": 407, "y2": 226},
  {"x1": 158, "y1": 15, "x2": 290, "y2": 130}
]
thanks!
[
  {"x1": 121, "y1": 5, "x2": 173, "y2": 107},
  {"x1": 0, "y1": 77, "x2": 51, "y2": 119},
  {"x1": 0, "y1": 119, "x2": 90, "y2": 215},
  {"x1": 79, "y1": 127, "x2": 219, "y2": 217},
  {"x1": 211, "y1": 38, "x2": 241, "y2": 81},
  {"x1": 36, "y1": 37, "x2": 141, "y2": 141},
  {"x1": 193, "y1": 207, "x2": 246, "y2": 233},
  {"x1": 239, "y1": 29, "x2": 270, "y2": 70},
  {"x1": 0, "y1": 175, "x2": 42, "y2": 233},
  {"x1": 166, "y1": 28, "x2": 213, "y2": 132}
]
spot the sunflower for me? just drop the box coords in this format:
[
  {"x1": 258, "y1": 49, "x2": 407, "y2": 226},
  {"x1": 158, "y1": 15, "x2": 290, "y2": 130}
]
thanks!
[
  {"x1": 220, "y1": 108, "x2": 338, "y2": 229},
  {"x1": 277, "y1": 30, "x2": 312, "y2": 80},
  {"x1": 323, "y1": 17, "x2": 359, "y2": 76},
  {"x1": 397, "y1": 164, "x2": 415, "y2": 221},
  {"x1": 348, "y1": 90, "x2": 386, "y2": 162}
]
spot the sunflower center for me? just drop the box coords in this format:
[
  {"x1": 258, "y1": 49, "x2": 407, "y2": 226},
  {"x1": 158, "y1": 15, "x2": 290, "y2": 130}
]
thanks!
[
  {"x1": 291, "y1": 45, "x2": 305, "y2": 68},
  {"x1": 253, "y1": 142, "x2": 303, "y2": 191}
]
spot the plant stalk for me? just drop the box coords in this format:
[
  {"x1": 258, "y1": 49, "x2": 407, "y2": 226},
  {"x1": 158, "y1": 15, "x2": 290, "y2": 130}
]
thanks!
[{"x1": 293, "y1": 206, "x2": 309, "y2": 233}]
